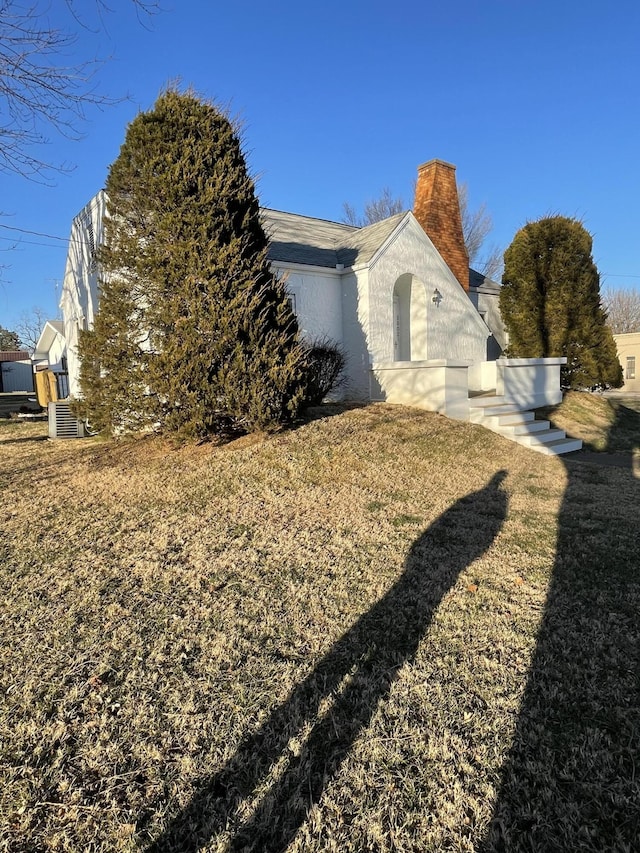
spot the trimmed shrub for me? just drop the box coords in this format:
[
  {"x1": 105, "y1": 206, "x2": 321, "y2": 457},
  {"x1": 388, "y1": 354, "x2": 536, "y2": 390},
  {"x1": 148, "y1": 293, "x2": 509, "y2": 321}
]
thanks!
[{"x1": 301, "y1": 338, "x2": 347, "y2": 406}]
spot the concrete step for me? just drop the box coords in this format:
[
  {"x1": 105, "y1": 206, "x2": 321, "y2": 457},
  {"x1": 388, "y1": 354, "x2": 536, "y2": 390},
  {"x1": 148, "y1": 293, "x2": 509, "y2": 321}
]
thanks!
[
  {"x1": 467, "y1": 393, "x2": 583, "y2": 456},
  {"x1": 515, "y1": 428, "x2": 567, "y2": 447},
  {"x1": 500, "y1": 419, "x2": 551, "y2": 436},
  {"x1": 531, "y1": 437, "x2": 583, "y2": 456},
  {"x1": 469, "y1": 404, "x2": 522, "y2": 422},
  {"x1": 484, "y1": 411, "x2": 536, "y2": 428},
  {"x1": 468, "y1": 394, "x2": 506, "y2": 408}
]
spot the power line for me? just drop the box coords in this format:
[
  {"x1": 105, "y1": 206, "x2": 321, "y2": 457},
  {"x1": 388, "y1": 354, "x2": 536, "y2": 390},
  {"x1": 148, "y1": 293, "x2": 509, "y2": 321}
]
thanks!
[
  {"x1": 601, "y1": 273, "x2": 640, "y2": 279},
  {"x1": 0, "y1": 236, "x2": 67, "y2": 249},
  {"x1": 0, "y1": 223, "x2": 69, "y2": 242},
  {"x1": 2, "y1": 221, "x2": 640, "y2": 281}
]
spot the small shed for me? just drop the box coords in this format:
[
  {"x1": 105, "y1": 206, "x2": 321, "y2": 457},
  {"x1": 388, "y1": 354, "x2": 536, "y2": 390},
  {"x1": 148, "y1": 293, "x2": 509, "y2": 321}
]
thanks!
[{"x1": 0, "y1": 351, "x2": 34, "y2": 393}]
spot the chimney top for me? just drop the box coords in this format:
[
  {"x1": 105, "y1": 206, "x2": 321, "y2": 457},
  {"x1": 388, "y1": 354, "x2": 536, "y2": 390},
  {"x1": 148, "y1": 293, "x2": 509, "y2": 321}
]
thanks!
[
  {"x1": 417, "y1": 158, "x2": 457, "y2": 172},
  {"x1": 413, "y1": 159, "x2": 469, "y2": 292}
]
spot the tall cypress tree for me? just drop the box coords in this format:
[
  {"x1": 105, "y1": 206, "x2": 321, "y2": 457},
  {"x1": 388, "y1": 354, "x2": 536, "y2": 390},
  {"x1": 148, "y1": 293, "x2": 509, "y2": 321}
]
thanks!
[
  {"x1": 77, "y1": 88, "x2": 307, "y2": 437},
  {"x1": 500, "y1": 216, "x2": 622, "y2": 389}
]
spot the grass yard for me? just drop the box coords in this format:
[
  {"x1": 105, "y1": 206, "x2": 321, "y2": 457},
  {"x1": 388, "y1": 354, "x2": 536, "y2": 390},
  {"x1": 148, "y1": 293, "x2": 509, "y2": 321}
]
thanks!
[
  {"x1": 1, "y1": 398, "x2": 639, "y2": 852},
  {"x1": 540, "y1": 390, "x2": 640, "y2": 454}
]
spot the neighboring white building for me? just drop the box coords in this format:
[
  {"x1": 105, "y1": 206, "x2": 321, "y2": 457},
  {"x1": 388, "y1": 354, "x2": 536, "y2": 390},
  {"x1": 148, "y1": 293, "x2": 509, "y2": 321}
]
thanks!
[
  {"x1": 32, "y1": 319, "x2": 70, "y2": 404},
  {"x1": 33, "y1": 320, "x2": 67, "y2": 372}
]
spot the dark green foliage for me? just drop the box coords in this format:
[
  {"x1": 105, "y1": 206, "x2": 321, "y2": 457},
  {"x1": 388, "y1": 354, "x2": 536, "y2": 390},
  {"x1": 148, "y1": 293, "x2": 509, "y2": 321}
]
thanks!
[
  {"x1": 300, "y1": 338, "x2": 347, "y2": 406},
  {"x1": 0, "y1": 326, "x2": 21, "y2": 351},
  {"x1": 77, "y1": 88, "x2": 307, "y2": 438},
  {"x1": 74, "y1": 275, "x2": 151, "y2": 434},
  {"x1": 500, "y1": 216, "x2": 623, "y2": 389}
]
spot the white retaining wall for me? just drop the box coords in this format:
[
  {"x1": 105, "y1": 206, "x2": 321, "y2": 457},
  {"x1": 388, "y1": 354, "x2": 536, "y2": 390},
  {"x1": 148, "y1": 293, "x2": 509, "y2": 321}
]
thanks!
[
  {"x1": 372, "y1": 356, "x2": 566, "y2": 419},
  {"x1": 371, "y1": 360, "x2": 472, "y2": 420}
]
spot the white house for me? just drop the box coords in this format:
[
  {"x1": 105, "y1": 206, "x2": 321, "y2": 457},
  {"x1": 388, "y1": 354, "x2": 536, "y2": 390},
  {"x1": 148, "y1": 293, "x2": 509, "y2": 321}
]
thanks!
[
  {"x1": 60, "y1": 190, "x2": 107, "y2": 401},
  {"x1": 58, "y1": 158, "x2": 579, "y2": 454},
  {"x1": 33, "y1": 320, "x2": 67, "y2": 372},
  {"x1": 32, "y1": 319, "x2": 70, "y2": 404}
]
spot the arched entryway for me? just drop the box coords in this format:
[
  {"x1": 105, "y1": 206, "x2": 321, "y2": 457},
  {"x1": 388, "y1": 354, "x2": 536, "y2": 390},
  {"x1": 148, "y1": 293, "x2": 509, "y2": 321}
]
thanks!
[{"x1": 392, "y1": 274, "x2": 427, "y2": 361}]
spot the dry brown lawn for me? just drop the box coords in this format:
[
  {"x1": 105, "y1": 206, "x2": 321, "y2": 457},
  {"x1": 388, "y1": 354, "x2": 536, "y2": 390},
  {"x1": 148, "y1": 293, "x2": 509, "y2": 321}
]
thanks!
[
  {"x1": 541, "y1": 390, "x2": 640, "y2": 455},
  {"x1": 1, "y1": 402, "x2": 638, "y2": 852}
]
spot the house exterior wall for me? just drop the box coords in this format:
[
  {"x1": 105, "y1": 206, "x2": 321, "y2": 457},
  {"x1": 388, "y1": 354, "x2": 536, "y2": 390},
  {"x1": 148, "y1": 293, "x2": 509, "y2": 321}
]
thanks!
[
  {"x1": 33, "y1": 326, "x2": 67, "y2": 372},
  {"x1": 468, "y1": 286, "x2": 507, "y2": 359},
  {"x1": 60, "y1": 191, "x2": 107, "y2": 398},
  {"x1": 60, "y1": 196, "x2": 493, "y2": 408},
  {"x1": 60, "y1": 199, "x2": 354, "y2": 403},
  {"x1": 275, "y1": 264, "x2": 343, "y2": 343},
  {"x1": 276, "y1": 263, "x2": 373, "y2": 399},
  {"x1": 341, "y1": 269, "x2": 371, "y2": 399},
  {"x1": 275, "y1": 263, "x2": 374, "y2": 400},
  {"x1": 613, "y1": 333, "x2": 640, "y2": 393},
  {"x1": 367, "y1": 217, "x2": 488, "y2": 366},
  {"x1": 46, "y1": 332, "x2": 67, "y2": 371}
]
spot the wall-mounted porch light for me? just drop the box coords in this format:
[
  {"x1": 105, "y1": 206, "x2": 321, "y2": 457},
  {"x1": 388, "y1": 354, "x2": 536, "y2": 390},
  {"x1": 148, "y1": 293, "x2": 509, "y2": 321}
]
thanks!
[{"x1": 432, "y1": 288, "x2": 443, "y2": 306}]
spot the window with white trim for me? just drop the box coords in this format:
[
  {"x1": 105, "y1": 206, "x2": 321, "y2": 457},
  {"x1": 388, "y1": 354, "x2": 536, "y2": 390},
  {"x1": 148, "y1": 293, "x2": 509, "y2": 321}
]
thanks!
[{"x1": 626, "y1": 356, "x2": 636, "y2": 380}]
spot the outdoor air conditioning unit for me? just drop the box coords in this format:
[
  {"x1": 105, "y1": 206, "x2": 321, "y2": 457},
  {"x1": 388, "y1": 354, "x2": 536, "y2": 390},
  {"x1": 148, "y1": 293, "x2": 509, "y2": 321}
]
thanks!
[{"x1": 48, "y1": 401, "x2": 86, "y2": 439}]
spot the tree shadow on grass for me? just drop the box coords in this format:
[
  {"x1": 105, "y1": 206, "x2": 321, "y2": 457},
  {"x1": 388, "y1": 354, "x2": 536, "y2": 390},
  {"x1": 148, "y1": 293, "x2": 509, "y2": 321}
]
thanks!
[
  {"x1": 147, "y1": 471, "x2": 509, "y2": 852},
  {"x1": 0, "y1": 433, "x2": 48, "y2": 445},
  {"x1": 483, "y1": 405, "x2": 640, "y2": 851}
]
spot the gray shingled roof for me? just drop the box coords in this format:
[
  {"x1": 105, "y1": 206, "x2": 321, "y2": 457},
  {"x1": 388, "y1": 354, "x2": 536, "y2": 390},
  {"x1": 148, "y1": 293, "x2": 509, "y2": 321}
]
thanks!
[
  {"x1": 262, "y1": 208, "x2": 408, "y2": 269},
  {"x1": 469, "y1": 268, "x2": 501, "y2": 292}
]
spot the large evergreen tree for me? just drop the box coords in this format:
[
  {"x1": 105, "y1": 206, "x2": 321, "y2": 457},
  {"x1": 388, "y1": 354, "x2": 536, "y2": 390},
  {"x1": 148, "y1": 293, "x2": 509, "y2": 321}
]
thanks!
[
  {"x1": 77, "y1": 88, "x2": 307, "y2": 437},
  {"x1": 500, "y1": 216, "x2": 622, "y2": 389}
]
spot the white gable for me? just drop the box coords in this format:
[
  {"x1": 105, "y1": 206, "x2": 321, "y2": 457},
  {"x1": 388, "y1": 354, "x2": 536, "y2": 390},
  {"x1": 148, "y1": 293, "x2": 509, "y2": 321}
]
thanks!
[{"x1": 367, "y1": 214, "x2": 488, "y2": 365}]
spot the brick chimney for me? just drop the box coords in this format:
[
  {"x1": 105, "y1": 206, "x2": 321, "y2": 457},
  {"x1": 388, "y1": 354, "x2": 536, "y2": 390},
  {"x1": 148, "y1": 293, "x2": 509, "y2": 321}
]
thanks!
[{"x1": 413, "y1": 159, "x2": 469, "y2": 292}]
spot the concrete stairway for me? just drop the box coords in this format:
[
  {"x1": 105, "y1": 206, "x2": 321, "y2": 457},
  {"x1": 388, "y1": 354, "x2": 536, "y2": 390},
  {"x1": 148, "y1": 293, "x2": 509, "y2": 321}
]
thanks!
[{"x1": 468, "y1": 395, "x2": 582, "y2": 456}]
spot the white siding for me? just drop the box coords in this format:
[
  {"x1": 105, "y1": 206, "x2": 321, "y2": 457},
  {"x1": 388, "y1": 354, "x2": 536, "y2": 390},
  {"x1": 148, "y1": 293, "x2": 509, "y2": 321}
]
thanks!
[
  {"x1": 33, "y1": 324, "x2": 67, "y2": 372},
  {"x1": 341, "y1": 269, "x2": 371, "y2": 399},
  {"x1": 276, "y1": 265, "x2": 343, "y2": 343},
  {"x1": 47, "y1": 333, "x2": 67, "y2": 371},
  {"x1": 60, "y1": 191, "x2": 107, "y2": 398},
  {"x1": 367, "y1": 217, "x2": 488, "y2": 365},
  {"x1": 277, "y1": 263, "x2": 373, "y2": 400},
  {"x1": 61, "y1": 198, "x2": 491, "y2": 407},
  {"x1": 468, "y1": 286, "x2": 507, "y2": 359}
]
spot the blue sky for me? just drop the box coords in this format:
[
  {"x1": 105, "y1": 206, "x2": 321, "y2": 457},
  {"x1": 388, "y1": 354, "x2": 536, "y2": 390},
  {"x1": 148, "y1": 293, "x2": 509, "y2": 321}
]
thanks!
[{"x1": 1, "y1": 0, "x2": 639, "y2": 331}]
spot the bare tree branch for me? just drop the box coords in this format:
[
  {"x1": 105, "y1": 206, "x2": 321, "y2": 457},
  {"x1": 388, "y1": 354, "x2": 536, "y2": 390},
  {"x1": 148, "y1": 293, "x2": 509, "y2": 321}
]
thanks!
[
  {"x1": 458, "y1": 182, "x2": 503, "y2": 280},
  {"x1": 15, "y1": 304, "x2": 48, "y2": 351},
  {"x1": 341, "y1": 187, "x2": 404, "y2": 227},
  {"x1": 0, "y1": 0, "x2": 158, "y2": 180},
  {"x1": 342, "y1": 181, "x2": 504, "y2": 280},
  {"x1": 602, "y1": 286, "x2": 640, "y2": 334}
]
